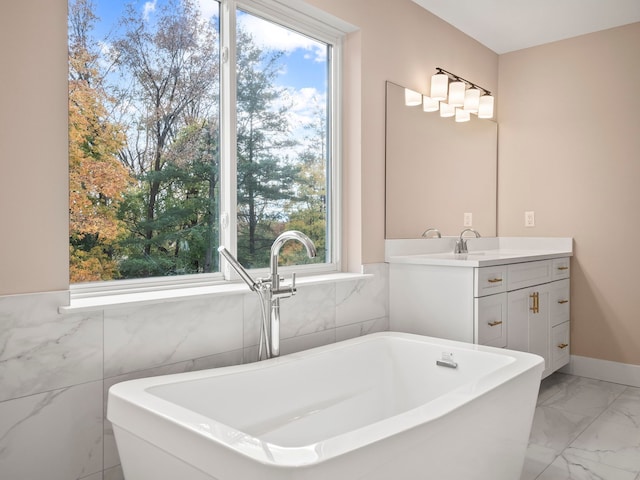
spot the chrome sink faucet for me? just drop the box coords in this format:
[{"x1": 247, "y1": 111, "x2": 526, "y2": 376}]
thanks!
[
  {"x1": 454, "y1": 228, "x2": 481, "y2": 254},
  {"x1": 218, "y1": 230, "x2": 316, "y2": 360},
  {"x1": 421, "y1": 228, "x2": 442, "y2": 238}
]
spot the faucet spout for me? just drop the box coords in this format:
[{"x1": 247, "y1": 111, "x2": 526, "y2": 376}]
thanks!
[
  {"x1": 270, "y1": 230, "x2": 317, "y2": 277},
  {"x1": 421, "y1": 228, "x2": 442, "y2": 238},
  {"x1": 269, "y1": 231, "x2": 317, "y2": 358}
]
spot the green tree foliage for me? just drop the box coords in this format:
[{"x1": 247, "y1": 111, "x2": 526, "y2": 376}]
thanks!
[
  {"x1": 281, "y1": 98, "x2": 328, "y2": 265},
  {"x1": 68, "y1": 1, "x2": 329, "y2": 282},
  {"x1": 111, "y1": 0, "x2": 220, "y2": 277},
  {"x1": 235, "y1": 28, "x2": 300, "y2": 268}
]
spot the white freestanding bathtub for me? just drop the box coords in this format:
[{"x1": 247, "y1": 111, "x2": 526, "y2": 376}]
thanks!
[{"x1": 108, "y1": 332, "x2": 543, "y2": 480}]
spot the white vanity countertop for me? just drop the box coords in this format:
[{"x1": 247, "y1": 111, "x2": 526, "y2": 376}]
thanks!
[
  {"x1": 389, "y1": 249, "x2": 572, "y2": 267},
  {"x1": 386, "y1": 237, "x2": 573, "y2": 267}
]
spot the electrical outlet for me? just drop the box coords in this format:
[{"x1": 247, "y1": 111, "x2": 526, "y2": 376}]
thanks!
[
  {"x1": 463, "y1": 212, "x2": 473, "y2": 227},
  {"x1": 525, "y1": 211, "x2": 535, "y2": 227}
]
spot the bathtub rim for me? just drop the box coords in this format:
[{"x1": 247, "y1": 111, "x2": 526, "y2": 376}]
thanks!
[{"x1": 107, "y1": 331, "x2": 544, "y2": 469}]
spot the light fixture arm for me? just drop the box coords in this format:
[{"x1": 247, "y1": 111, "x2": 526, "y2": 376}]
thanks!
[{"x1": 435, "y1": 67, "x2": 491, "y2": 96}]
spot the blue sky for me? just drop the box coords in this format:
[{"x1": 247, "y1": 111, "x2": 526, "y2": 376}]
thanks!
[
  {"x1": 84, "y1": 0, "x2": 328, "y2": 141},
  {"x1": 87, "y1": 0, "x2": 327, "y2": 95}
]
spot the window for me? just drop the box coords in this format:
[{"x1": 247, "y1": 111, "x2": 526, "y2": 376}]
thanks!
[{"x1": 68, "y1": 0, "x2": 341, "y2": 291}]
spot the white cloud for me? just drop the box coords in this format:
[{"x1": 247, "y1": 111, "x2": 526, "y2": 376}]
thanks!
[
  {"x1": 96, "y1": 40, "x2": 116, "y2": 72},
  {"x1": 187, "y1": 5, "x2": 327, "y2": 62},
  {"x1": 143, "y1": 0, "x2": 157, "y2": 21},
  {"x1": 291, "y1": 87, "x2": 325, "y2": 116},
  {"x1": 195, "y1": 0, "x2": 219, "y2": 21},
  {"x1": 238, "y1": 13, "x2": 326, "y2": 61},
  {"x1": 270, "y1": 86, "x2": 326, "y2": 151}
]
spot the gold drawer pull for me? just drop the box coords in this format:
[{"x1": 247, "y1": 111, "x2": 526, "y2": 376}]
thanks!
[
  {"x1": 487, "y1": 278, "x2": 503, "y2": 283},
  {"x1": 558, "y1": 343, "x2": 569, "y2": 349},
  {"x1": 558, "y1": 299, "x2": 569, "y2": 304},
  {"x1": 488, "y1": 320, "x2": 503, "y2": 327},
  {"x1": 557, "y1": 266, "x2": 569, "y2": 271}
]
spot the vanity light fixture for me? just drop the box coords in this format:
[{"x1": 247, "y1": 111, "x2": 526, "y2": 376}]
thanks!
[
  {"x1": 440, "y1": 102, "x2": 455, "y2": 118},
  {"x1": 478, "y1": 95, "x2": 495, "y2": 119},
  {"x1": 428, "y1": 67, "x2": 494, "y2": 120},
  {"x1": 430, "y1": 71, "x2": 449, "y2": 100},
  {"x1": 404, "y1": 88, "x2": 423, "y2": 106},
  {"x1": 422, "y1": 95, "x2": 439, "y2": 112},
  {"x1": 463, "y1": 87, "x2": 481, "y2": 113},
  {"x1": 448, "y1": 80, "x2": 466, "y2": 107},
  {"x1": 455, "y1": 108, "x2": 470, "y2": 122}
]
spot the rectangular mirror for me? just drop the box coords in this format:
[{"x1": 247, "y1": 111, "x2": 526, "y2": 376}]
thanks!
[{"x1": 385, "y1": 81, "x2": 498, "y2": 238}]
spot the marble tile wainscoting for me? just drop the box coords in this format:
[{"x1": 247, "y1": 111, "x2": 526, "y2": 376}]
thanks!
[{"x1": 0, "y1": 263, "x2": 389, "y2": 480}]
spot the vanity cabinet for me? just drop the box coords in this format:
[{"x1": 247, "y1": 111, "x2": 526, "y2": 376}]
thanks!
[
  {"x1": 507, "y1": 278, "x2": 570, "y2": 377},
  {"x1": 475, "y1": 292, "x2": 507, "y2": 347},
  {"x1": 390, "y1": 256, "x2": 571, "y2": 378}
]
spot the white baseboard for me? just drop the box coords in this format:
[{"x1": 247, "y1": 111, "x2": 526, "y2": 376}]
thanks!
[{"x1": 560, "y1": 355, "x2": 640, "y2": 387}]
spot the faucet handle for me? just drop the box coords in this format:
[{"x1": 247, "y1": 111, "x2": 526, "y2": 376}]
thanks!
[
  {"x1": 272, "y1": 273, "x2": 297, "y2": 299},
  {"x1": 454, "y1": 238, "x2": 468, "y2": 254}
]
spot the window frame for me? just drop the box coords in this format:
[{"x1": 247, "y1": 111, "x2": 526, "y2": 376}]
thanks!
[{"x1": 70, "y1": 0, "x2": 344, "y2": 299}]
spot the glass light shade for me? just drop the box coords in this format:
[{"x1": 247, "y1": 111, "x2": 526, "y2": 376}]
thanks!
[
  {"x1": 404, "y1": 88, "x2": 422, "y2": 106},
  {"x1": 439, "y1": 102, "x2": 455, "y2": 117},
  {"x1": 422, "y1": 95, "x2": 439, "y2": 112},
  {"x1": 463, "y1": 88, "x2": 481, "y2": 113},
  {"x1": 478, "y1": 95, "x2": 494, "y2": 119},
  {"x1": 448, "y1": 81, "x2": 466, "y2": 107},
  {"x1": 455, "y1": 108, "x2": 470, "y2": 122},
  {"x1": 430, "y1": 73, "x2": 448, "y2": 101}
]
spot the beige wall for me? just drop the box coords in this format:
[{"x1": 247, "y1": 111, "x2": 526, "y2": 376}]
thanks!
[
  {"x1": 0, "y1": 0, "x2": 497, "y2": 293},
  {"x1": 498, "y1": 23, "x2": 640, "y2": 364},
  {"x1": 385, "y1": 82, "x2": 497, "y2": 238},
  {"x1": 306, "y1": 0, "x2": 499, "y2": 264},
  {"x1": 0, "y1": 0, "x2": 70, "y2": 295},
  {"x1": 3, "y1": 0, "x2": 635, "y2": 367}
]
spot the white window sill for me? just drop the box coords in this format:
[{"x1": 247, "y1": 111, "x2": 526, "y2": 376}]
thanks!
[{"x1": 59, "y1": 272, "x2": 372, "y2": 313}]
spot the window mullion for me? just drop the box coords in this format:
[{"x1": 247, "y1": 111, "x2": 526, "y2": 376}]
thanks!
[
  {"x1": 219, "y1": 0, "x2": 239, "y2": 281},
  {"x1": 328, "y1": 42, "x2": 342, "y2": 270}
]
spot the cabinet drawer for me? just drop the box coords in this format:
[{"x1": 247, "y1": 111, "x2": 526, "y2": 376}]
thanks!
[
  {"x1": 474, "y1": 266, "x2": 507, "y2": 297},
  {"x1": 507, "y1": 260, "x2": 552, "y2": 291},
  {"x1": 475, "y1": 293, "x2": 507, "y2": 348},
  {"x1": 553, "y1": 258, "x2": 571, "y2": 280},
  {"x1": 549, "y1": 279, "x2": 570, "y2": 326},
  {"x1": 551, "y1": 321, "x2": 570, "y2": 371}
]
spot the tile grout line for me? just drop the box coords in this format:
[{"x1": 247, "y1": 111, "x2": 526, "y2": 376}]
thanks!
[{"x1": 532, "y1": 377, "x2": 633, "y2": 479}]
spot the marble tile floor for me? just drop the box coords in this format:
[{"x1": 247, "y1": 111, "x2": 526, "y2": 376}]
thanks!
[{"x1": 521, "y1": 372, "x2": 640, "y2": 480}]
